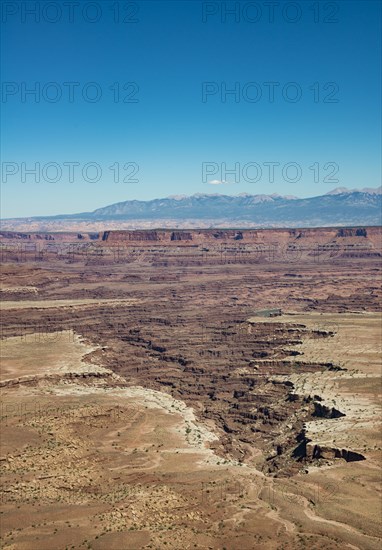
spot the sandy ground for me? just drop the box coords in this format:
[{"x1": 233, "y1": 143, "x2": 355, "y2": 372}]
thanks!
[
  {"x1": 0, "y1": 332, "x2": 108, "y2": 382},
  {"x1": 0, "y1": 298, "x2": 140, "y2": 310}
]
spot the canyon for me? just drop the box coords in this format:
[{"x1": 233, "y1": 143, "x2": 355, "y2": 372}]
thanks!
[{"x1": 0, "y1": 227, "x2": 381, "y2": 549}]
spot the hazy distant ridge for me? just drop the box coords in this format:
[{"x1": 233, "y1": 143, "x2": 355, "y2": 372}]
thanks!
[{"x1": 2, "y1": 187, "x2": 381, "y2": 228}]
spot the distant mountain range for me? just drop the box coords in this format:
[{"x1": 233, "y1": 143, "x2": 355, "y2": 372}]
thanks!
[{"x1": 2, "y1": 187, "x2": 381, "y2": 231}]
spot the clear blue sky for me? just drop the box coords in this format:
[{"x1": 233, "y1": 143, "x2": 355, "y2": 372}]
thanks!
[{"x1": 1, "y1": 0, "x2": 381, "y2": 217}]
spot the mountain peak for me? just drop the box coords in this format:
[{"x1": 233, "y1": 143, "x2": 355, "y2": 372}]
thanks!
[
  {"x1": 167, "y1": 194, "x2": 188, "y2": 200},
  {"x1": 326, "y1": 186, "x2": 381, "y2": 195}
]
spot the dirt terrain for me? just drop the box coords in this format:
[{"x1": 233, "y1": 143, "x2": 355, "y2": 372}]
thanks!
[{"x1": 0, "y1": 228, "x2": 381, "y2": 549}]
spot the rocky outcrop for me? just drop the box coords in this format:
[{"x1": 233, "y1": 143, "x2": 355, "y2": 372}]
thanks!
[
  {"x1": 0, "y1": 368, "x2": 122, "y2": 389},
  {"x1": 171, "y1": 232, "x2": 193, "y2": 241},
  {"x1": 306, "y1": 443, "x2": 365, "y2": 462},
  {"x1": 312, "y1": 402, "x2": 346, "y2": 419},
  {"x1": 102, "y1": 230, "x2": 160, "y2": 242},
  {"x1": 336, "y1": 228, "x2": 367, "y2": 237},
  {"x1": 2, "y1": 228, "x2": 381, "y2": 263}
]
